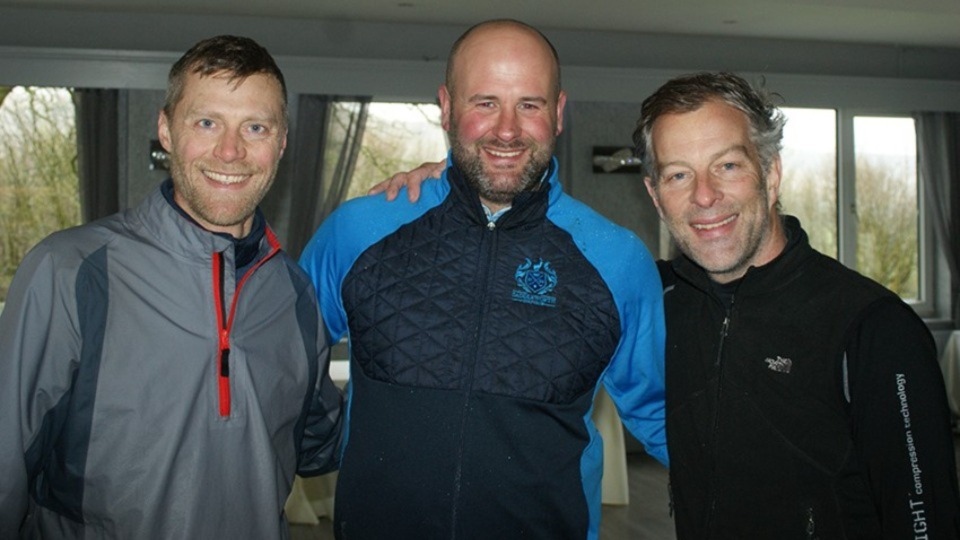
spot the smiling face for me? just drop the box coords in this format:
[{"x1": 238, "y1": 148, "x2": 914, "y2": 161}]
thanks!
[
  {"x1": 439, "y1": 23, "x2": 566, "y2": 212},
  {"x1": 645, "y1": 100, "x2": 785, "y2": 283},
  {"x1": 158, "y1": 70, "x2": 287, "y2": 238}
]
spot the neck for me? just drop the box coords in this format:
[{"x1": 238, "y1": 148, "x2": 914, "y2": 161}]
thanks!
[{"x1": 480, "y1": 197, "x2": 511, "y2": 214}]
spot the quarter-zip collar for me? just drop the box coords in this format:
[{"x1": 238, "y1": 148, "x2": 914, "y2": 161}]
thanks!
[
  {"x1": 478, "y1": 165, "x2": 554, "y2": 225},
  {"x1": 160, "y1": 178, "x2": 267, "y2": 278},
  {"x1": 444, "y1": 155, "x2": 556, "y2": 230},
  {"x1": 145, "y1": 179, "x2": 282, "y2": 418}
]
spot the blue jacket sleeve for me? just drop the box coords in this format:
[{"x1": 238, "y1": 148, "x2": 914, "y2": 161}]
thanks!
[
  {"x1": 299, "y1": 211, "x2": 352, "y2": 344},
  {"x1": 599, "y1": 242, "x2": 668, "y2": 467},
  {"x1": 549, "y1": 195, "x2": 668, "y2": 467}
]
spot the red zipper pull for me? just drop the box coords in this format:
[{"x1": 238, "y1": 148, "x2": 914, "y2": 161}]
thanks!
[
  {"x1": 218, "y1": 322, "x2": 231, "y2": 416},
  {"x1": 212, "y1": 234, "x2": 280, "y2": 418},
  {"x1": 212, "y1": 253, "x2": 232, "y2": 418}
]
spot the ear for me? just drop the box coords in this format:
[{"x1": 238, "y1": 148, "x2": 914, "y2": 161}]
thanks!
[
  {"x1": 555, "y1": 90, "x2": 568, "y2": 135},
  {"x1": 765, "y1": 154, "x2": 783, "y2": 210},
  {"x1": 644, "y1": 177, "x2": 665, "y2": 221},
  {"x1": 157, "y1": 111, "x2": 173, "y2": 152},
  {"x1": 279, "y1": 128, "x2": 288, "y2": 159},
  {"x1": 438, "y1": 84, "x2": 452, "y2": 132}
]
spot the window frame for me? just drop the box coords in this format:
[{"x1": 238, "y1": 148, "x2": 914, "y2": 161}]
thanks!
[{"x1": 835, "y1": 108, "x2": 936, "y2": 317}]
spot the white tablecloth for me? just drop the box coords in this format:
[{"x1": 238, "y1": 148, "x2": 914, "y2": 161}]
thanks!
[{"x1": 285, "y1": 361, "x2": 631, "y2": 524}]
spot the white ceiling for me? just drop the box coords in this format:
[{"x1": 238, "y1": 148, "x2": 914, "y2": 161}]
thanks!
[{"x1": 6, "y1": 0, "x2": 960, "y2": 49}]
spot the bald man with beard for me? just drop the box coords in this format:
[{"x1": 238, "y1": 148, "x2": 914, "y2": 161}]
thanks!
[{"x1": 299, "y1": 19, "x2": 668, "y2": 540}]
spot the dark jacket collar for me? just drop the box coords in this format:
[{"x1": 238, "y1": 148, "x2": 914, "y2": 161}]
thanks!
[
  {"x1": 160, "y1": 178, "x2": 267, "y2": 271},
  {"x1": 444, "y1": 158, "x2": 556, "y2": 229}
]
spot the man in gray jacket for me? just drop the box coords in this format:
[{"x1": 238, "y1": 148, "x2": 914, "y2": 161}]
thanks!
[{"x1": 0, "y1": 35, "x2": 342, "y2": 539}]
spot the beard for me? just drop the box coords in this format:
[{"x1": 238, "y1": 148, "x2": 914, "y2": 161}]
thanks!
[
  {"x1": 168, "y1": 155, "x2": 274, "y2": 236},
  {"x1": 667, "y1": 178, "x2": 773, "y2": 281},
  {"x1": 449, "y1": 123, "x2": 554, "y2": 206}
]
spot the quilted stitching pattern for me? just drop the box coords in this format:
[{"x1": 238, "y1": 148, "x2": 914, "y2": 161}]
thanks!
[{"x1": 342, "y1": 204, "x2": 621, "y2": 405}]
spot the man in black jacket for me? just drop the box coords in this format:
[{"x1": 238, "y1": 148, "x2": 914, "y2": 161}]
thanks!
[{"x1": 634, "y1": 71, "x2": 960, "y2": 539}]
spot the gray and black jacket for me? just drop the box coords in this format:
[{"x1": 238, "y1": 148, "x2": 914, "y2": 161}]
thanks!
[{"x1": 0, "y1": 182, "x2": 342, "y2": 539}]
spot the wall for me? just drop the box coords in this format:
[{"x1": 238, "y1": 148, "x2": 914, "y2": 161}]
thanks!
[
  {"x1": 122, "y1": 90, "x2": 167, "y2": 208},
  {"x1": 565, "y1": 101, "x2": 661, "y2": 251},
  {"x1": 4, "y1": 6, "x2": 960, "y2": 326},
  {"x1": 4, "y1": 6, "x2": 960, "y2": 102},
  {"x1": 3, "y1": 5, "x2": 960, "y2": 86}
]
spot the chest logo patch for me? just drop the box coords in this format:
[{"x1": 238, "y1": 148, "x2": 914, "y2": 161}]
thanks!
[
  {"x1": 512, "y1": 258, "x2": 558, "y2": 308},
  {"x1": 764, "y1": 356, "x2": 793, "y2": 374}
]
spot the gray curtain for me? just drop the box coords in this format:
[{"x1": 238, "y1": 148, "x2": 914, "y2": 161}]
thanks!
[
  {"x1": 73, "y1": 88, "x2": 119, "y2": 223},
  {"x1": 914, "y1": 112, "x2": 960, "y2": 323},
  {"x1": 284, "y1": 95, "x2": 370, "y2": 259},
  {"x1": 316, "y1": 99, "x2": 370, "y2": 221}
]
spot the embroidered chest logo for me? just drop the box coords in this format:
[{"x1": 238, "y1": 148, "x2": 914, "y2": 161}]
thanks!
[
  {"x1": 765, "y1": 356, "x2": 793, "y2": 374},
  {"x1": 512, "y1": 258, "x2": 558, "y2": 308}
]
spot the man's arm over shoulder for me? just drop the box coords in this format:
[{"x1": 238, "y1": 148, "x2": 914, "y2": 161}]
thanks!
[
  {"x1": 367, "y1": 160, "x2": 445, "y2": 202},
  {"x1": 848, "y1": 298, "x2": 960, "y2": 538}
]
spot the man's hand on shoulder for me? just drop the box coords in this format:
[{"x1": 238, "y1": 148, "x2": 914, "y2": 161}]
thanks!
[{"x1": 368, "y1": 161, "x2": 445, "y2": 203}]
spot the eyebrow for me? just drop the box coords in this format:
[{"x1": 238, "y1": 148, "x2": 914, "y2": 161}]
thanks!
[
  {"x1": 519, "y1": 96, "x2": 549, "y2": 105},
  {"x1": 657, "y1": 144, "x2": 750, "y2": 178},
  {"x1": 184, "y1": 107, "x2": 282, "y2": 124},
  {"x1": 466, "y1": 94, "x2": 549, "y2": 105},
  {"x1": 710, "y1": 144, "x2": 751, "y2": 163},
  {"x1": 659, "y1": 144, "x2": 751, "y2": 171}
]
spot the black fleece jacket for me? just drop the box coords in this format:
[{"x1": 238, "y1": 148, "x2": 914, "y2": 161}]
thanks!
[{"x1": 661, "y1": 216, "x2": 960, "y2": 539}]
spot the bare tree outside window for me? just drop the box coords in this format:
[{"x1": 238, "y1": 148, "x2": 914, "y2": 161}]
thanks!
[
  {"x1": 854, "y1": 117, "x2": 919, "y2": 299},
  {"x1": 779, "y1": 108, "x2": 838, "y2": 258},
  {"x1": 0, "y1": 87, "x2": 79, "y2": 303},
  {"x1": 778, "y1": 108, "x2": 920, "y2": 300},
  {"x1": 346, "y1": 103, "x2": 447, "y2": 200}
]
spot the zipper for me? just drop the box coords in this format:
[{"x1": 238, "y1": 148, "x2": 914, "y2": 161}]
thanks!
[
  {"x1": 449, "y1": 221, "x2": 498, "y2": 537},
  {"x1": 806, "y1": 506, "x2": 818, "y2": 539},
  {"x1": 209, "y1": 230, "x2": 281, "y2": 418},
  {"x1": 705, "y1": 296, "x2": 734, "y2": 533},
  {"x1": 212, "y1": 252, "x2": 232, "y2": 417},
  {"x1": 714, "y1": 314, "x2": 730, "y2": 367}
]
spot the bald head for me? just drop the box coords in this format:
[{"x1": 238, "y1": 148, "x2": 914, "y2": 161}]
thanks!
[
  {"x1": 445, "y1": 19, "x2": 562, "y2": 100},
  {"x1": 438, "y1": 18, "x2": 566, "y2": 212}
]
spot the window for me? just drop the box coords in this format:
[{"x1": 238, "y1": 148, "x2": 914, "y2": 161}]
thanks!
[
  {"x1": 346, "y1": 102, "x2": 447, "y2": 200},
  {"x1": 0, "y1": 87, "x2": 79, "y2": 304},
  {"x1": 852, "y1": 117, "x2": 919, "y2": 300},
  {"x1": 779, "y1": 108, "x2": 927, "y2": 310},
  {"x1": 779, "y1": 108, "x2": 837, "y2": 258}
]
